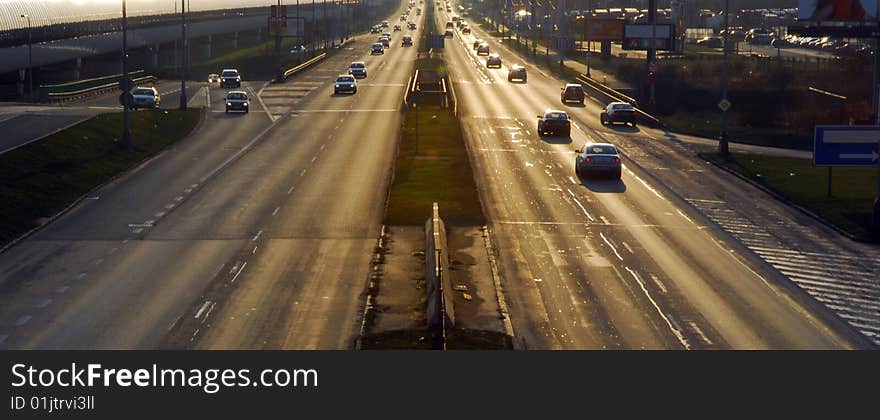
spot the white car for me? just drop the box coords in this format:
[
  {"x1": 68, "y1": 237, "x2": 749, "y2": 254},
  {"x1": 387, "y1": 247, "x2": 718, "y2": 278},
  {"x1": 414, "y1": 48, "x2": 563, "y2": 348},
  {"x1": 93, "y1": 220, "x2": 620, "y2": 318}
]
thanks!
[
  {"x1": 334, "y1": 75, "x2": 357, "y2": 94},
  {"x1": 129, "y1": 86, "x2": 160, "y2": 109}
]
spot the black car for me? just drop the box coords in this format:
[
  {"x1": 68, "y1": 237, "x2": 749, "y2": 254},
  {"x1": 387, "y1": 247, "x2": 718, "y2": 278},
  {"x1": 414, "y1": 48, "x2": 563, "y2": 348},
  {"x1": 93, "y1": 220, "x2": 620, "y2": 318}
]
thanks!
[
  {"x1": 225, "y1": 91, "x2": 249, "y2": 113},
  {"x1": 220, "y1": 69, "x2": 241, "y2": 88},
  {"x1": 537, "y1": 110, "x2": 571, "y2": 137},
  {"x1": 600, "y1": 102, "x2": 637, "y2": 126},
  {"x1": 486, "y1": 53, "x2": 501, "y2": 68}
]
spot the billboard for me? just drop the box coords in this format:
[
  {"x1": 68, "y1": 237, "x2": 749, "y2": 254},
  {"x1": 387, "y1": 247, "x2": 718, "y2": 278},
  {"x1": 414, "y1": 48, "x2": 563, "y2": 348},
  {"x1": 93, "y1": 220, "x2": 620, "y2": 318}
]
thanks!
[
  {"x1": 798, "y1": 0, "x2": 879, "y2": 21},
  {"x1": 583, "y1": 18, "x2": 625, "y2": 41},
  {"x1": 622, "y1": 24, "x2": 674, "y2": 51}
]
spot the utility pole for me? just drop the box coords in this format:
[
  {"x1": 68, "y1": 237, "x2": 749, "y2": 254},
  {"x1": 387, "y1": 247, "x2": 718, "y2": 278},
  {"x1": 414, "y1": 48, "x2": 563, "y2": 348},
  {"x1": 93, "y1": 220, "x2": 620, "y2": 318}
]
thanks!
[
  {"x1": 275, "y1": 0, "x2": 283, "y2": 81},
  {"x1": 20, "y1": 14, "x2": 33, "y2": 101},
  {"x1": 121, "y1": 0, "x2": 132, "y2": 148},
  {"x1": 648, "y1": 0, "x2": 656, "y2": 107},
  {"x1": 179, "y1": 0, "x2": 187, "y2": 110},
  {"x1": 584, "y1": 2, "x2": 591, "y2": 77},
  {"x1": 873, "y1": 3, "x2": 880, "y2": 233},
  {"x1": 718, "y1": 0, "x2": 730, "y2": 158}
]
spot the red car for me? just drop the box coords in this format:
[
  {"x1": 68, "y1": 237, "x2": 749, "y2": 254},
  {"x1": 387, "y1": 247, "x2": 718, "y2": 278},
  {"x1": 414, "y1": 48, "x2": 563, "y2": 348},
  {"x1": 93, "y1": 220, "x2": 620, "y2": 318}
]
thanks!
[{"x1": 561, "y1": 83, "x2": 585, "y2": 104}]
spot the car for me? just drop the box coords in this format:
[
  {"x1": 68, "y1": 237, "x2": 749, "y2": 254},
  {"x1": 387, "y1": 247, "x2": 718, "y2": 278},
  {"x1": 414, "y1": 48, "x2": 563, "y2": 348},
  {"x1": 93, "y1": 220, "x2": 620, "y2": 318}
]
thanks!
[
  {"x1": 477, "y1": 42, "x2": 490, "y2": 55},
  {"x1": 486, "y1": 53, "x2": 501, "y2": 68},
  {"x1": 290, "y1": 44, "x2": 306, "y2": 53},
  {"x1": 560, "y1": 83, "x2": 585, "y2": 104},
  {"x1": 381, "y1": 20, "x2": 389, "y2": 28},
  {"x1": 207, "y1": 73, "x2": 220, "y2": 84},
  {"x1": 408, "y1": 22, "x2": 417, "y2": 29},
  {"x1": 220, "y1": 69, "x2": 241, "y2": 88},
  {"x1": 446, "y1": 21, "x2": 454, "y2": 29},
  {"x1": 393, "y1": 24, "x2": 401, "y2": 31},
  {"x1": 348, "y1": 61, "x2": 367, "y2": 78},
  {"x1": 696, "y1": 36, "x2": 723, "y2": 48},
  {"x1": 600, "y1": 102, "x2": 637, "y2": 126},
  {"x1": 508, "y1": 64, "x2": 527, "y2": 82},
  {"x1": 473, "y1": 39, "x2": 484, "y2": 49},
  {"x1": 402, "y1": 35, "x2": 413, "y2": 46},
  {"x1": 444, "y1": 29, "x2": 454, "y2": 38},
  {"x1": 575, "y1": 142, "x2": 622, "y2": 179},
  {"x1": 462, "y1": 26, "x2": 471, "y2": 34},
  {"x1": 383, "y1": 32, "x2": 392, "y2": 38},
  {"x1": 334, "y1": 75, "x2": 357, "y2": 94},
  {"x1": 371, "y1": 43, "x2": 384, "y2": 54},
  {"x1": 370, "y1": 26, "x2": 380, "y2": 34},
  {"x1": 537, "y1": 109, "x2": 571, "y2": 137},
  {"x1": 381, "y1": 37, "x2": 391, "y2": 47},
  {"x1": 129, "y1": 86, "x2": 160, "y2": 109},
  {"x1": 225, "y1": 91, "x2": 249, "y2": 113}
]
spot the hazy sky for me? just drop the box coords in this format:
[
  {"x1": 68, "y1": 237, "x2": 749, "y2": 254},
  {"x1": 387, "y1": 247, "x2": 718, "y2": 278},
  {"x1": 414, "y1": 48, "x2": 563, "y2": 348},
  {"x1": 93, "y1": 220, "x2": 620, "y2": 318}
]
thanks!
[{"x1": 1, "y1": 0, "x2": 314, "y2": 30}]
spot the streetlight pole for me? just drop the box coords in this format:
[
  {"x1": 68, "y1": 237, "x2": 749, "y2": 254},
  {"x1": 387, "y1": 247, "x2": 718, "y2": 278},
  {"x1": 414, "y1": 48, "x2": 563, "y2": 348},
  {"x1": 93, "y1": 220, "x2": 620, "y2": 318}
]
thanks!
[
  {"x1": 718, "y1": 0, "x2": 730, "y2": 158},
  {"x1": 20, "y1": 14, "x2": 33, "y2": 101},
  {"x1": 121, "y1": 0, "x2": 132, "y2": 147},
  {"x1": 179, "y1": 0, "x2": 187, "y2": 110}
]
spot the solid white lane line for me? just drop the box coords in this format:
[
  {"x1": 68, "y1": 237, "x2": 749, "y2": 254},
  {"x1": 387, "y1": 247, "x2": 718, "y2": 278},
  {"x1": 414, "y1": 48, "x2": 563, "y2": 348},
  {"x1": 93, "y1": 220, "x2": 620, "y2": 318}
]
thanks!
[
  {"x1": 599, "y1": 232, "x2": 623, "y2": 261},
  {"x1": 230, "y1": 262, "x2": 248, "y2": 283},
  {"x1": 624, "y1": 267, "x2": 691, "y2": 350},
  {"x1": 676, "y1": 209, "x2": 695, "y2": 224},
  {"x1": 624, "y1": 165, "x2": 665, "y2": 201}
]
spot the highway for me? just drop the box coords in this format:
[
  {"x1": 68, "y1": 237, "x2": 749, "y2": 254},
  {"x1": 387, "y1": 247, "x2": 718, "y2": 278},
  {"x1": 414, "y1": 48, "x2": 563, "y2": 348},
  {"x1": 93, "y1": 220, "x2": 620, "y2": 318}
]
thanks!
[
  {"x1": 434, "y1": 3, "x2": 873, "y2": 349},
  {"x1": 0, "y1": 1, "x2": 421, "y2": 349},
  {"x1": 0, "y1": 0, "x2": 875, "y2": 350}
]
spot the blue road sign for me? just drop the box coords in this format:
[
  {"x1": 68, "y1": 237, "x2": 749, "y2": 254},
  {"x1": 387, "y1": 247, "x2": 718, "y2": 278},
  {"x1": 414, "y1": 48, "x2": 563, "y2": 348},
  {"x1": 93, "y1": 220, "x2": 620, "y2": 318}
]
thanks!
[
  {"x1": 430, "y1": 35, "x2": 445, "y2": 49},
  {"x1": 813, "y1": 126, "x2": 880, "y2": 167}
]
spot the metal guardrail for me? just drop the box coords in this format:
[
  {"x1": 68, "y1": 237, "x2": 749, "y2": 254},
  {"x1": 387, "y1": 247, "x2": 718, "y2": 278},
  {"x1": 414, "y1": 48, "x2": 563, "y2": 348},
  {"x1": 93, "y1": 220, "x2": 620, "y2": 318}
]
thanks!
[
  {"x1": 403, "y1": 69, "x2": 418, "y2": 106},
  {"x1": 45, "y1": 75, "x2": 157, "y2": 103},
  {"x1": 446, "y1": 75, "x2": 458, "y2": 116},
  {"x1": 425, "y1": 202, "x2": 454, "y2": 349},
  {"x1": 281, "y1": 52, "x2": 328, "y2": 80},
  {"x1": 577, "y1": 74, "x2": 665, "y2": 128}
]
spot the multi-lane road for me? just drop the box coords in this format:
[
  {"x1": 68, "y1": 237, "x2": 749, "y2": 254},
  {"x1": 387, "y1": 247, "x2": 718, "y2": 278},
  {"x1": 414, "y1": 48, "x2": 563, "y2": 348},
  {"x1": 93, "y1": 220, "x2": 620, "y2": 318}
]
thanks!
[{"x1": 0, "y1": 0, "x2": 874, "y2": 349}]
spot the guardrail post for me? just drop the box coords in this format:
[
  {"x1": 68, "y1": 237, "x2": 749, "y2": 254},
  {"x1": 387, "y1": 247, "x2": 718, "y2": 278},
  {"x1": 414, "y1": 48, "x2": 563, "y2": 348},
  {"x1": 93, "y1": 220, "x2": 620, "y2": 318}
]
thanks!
[{"x1": 425, "y1": 202, "x2": 454, "y2": 349}]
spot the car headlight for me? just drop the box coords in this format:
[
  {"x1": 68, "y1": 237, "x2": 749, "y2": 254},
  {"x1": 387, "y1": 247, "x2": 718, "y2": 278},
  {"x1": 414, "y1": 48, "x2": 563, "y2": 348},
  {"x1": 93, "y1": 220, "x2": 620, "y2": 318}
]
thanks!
[
  {"x1": 243, "y1": 102, "x2": 248, "y2": 107},
  {"x1": 227, "y1": 102, "x2": 232, "y2": 106},
  {"x1": 335, "y1": 84, "x2": 340, "y2": 88}
]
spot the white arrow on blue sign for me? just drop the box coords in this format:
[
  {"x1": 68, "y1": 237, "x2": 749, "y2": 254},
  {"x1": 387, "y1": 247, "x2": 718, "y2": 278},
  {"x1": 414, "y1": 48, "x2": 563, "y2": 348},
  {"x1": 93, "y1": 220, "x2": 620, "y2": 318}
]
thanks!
[{"x1": 813, "y1": 126, "x2": 880, "y2": 167}]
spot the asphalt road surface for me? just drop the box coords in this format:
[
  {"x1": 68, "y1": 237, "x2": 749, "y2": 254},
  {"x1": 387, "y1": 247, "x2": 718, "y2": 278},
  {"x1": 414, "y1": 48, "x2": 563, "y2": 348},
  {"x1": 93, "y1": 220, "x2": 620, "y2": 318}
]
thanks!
[
  {"x1": 436, "y1": 4, "x2": 872, "y2": 349},
  {"x1": 0, "y1": 1, "x2": 421, "y2": 349}
]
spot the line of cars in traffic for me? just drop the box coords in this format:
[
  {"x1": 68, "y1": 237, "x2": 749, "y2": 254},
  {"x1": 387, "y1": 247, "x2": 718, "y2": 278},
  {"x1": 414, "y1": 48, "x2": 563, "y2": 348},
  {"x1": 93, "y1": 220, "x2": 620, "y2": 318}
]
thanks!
[{"x1": 453, "y1": 16, "x2": 629, "y2": 179}]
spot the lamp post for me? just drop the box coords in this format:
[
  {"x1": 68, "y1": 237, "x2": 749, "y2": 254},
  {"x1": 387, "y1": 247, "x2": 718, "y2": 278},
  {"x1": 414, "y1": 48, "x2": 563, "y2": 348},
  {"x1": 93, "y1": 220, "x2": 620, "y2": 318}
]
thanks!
[
  {"x1": 179, "y1": 0, "x2": 187, "y2": 110},
  {"x1": 121, "y1": 1, "x2": 132, "y2": 147},
  {"x1": 718, "y1": 0, "x2": 730, "y2": 158},
  {"x1": 20, "y1": 14, "x2": 33, "y2": 101}
]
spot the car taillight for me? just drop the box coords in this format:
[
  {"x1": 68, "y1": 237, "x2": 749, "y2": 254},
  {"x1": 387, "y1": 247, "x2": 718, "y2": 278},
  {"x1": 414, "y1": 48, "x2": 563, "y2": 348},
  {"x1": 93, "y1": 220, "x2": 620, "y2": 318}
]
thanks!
[
  {"x1": 565, "y1": 121, "x2": 571, "y2": 126},
  {"x1": 613, "y1": 157, "x2": 621, "y2": 164},
  {"x1": 584, "y1": 157, "x2": 592, "y2": 163}
]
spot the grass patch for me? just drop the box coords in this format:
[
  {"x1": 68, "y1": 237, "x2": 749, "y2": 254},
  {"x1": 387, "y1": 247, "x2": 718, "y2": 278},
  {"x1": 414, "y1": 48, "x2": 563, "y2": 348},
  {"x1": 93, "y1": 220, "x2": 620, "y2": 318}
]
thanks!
[
  {"x1": 701, "y1": 152, "x2": 878, "y2": 240},
  {"x1": 665, "y1": 112, "x2": 811, "y2": 150},
  {"x1": 385, "y1": 105, "x2": 485, "y2": 225},
  {"x1": 0, "y1": 109, "x2": 202, "y2": 246}
]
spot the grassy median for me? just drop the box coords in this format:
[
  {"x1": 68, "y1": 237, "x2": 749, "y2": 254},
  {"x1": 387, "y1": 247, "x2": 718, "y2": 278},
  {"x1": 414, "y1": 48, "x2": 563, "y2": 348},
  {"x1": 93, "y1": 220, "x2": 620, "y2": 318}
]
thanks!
[
  {"x1": 385, "y1": 105, "x2": 485, "y2": 225},
  {"x1": 0, "y1": 109, "x2": 202, "y2": 246},
  {"x1": 701, "y1": 152, "x2": 877, "y2": 240}
]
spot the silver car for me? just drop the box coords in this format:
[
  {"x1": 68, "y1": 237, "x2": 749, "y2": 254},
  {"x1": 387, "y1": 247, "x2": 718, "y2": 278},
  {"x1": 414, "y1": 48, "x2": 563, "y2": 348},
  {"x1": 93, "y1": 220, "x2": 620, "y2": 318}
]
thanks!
[
  {"x1": 575, "y1": 142, "x2": 622, "y2": 179},
  {"x1": 130, "y1": 86, "x2": 160, "y2": 109}
]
